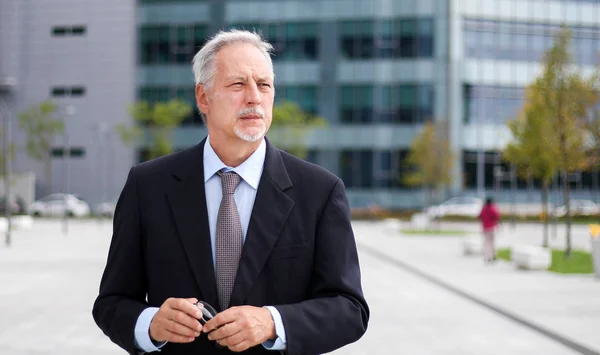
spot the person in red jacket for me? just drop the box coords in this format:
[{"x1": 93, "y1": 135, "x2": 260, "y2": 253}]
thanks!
[{"x1": 478, "y1": 197, "x2": 501, "y2": 264}]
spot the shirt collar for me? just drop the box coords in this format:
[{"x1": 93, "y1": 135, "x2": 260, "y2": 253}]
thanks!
[{"x1": 203, "y1": 136, "x2": 266, "y2": 190}]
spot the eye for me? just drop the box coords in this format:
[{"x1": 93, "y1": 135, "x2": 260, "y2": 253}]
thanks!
[{"x1": 259, "y1": 83, "x2": 272, "y2": 88}]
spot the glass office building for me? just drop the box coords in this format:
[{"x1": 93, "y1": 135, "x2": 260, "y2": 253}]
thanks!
[
  {"x1": 4, "y1": 0, "x2": 598, "y2": 207},
  {"x1": 137, "y1": 0, "x2": 600, "y2": 209}
]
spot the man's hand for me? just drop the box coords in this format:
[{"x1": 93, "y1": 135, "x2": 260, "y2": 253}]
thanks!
[
  {"x1": 203, "y1": 306, "x2": 276, "y2": 352},
  {"x1": 149, "y1": 298, "x2": 204, "y2": 343}
]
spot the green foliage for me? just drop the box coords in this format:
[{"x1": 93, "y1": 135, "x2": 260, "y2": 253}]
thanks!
[
  {"x1": 118, "y1": 99, "x2": 192, "y2": 160},
  {"x1": 505, "y1": 27, "x2": 597, "y2": 255},
  {"x1": 17, "y1": 101, "x2": 63, "y2": 162},
  {"x1": 268, "y1": 101, "x2": 327, "y2": 159},
  {"x1": 504, "y1": 84, "x2": 556, "y2": 186},
  {"x1": 403, "y1": 121, "x2": 454, "y2": 206},
  {"x1": 16, "y1": 100, "x2": 63, "y2": 194}
]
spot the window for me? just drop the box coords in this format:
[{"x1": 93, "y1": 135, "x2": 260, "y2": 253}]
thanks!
[
  {"x1": 51, "y1": 147, "x2": 86, "y2": 158},
  {"x1": 51, "y1": 25, "x2": 87, "y2": 37},
  {"x1": 52, "y1": 27, "x2": 68, "y2": 36},
  {"x1": 140, "y1": 24, "x2": 208, "y2": 65},
  {"x1": 340, "y1": 18, "x2": 434, "y2": 60},
  {"x1": 227, "y1": 22, "x2": 319, "y2": 61},
  {"x1": 51, "y1": 86, "x2": 87, "y2": 98},
  {"x1": 340, "y1": 84, "x2": 434, "y2": 124},
  {"x1": 70, "y1": 87, "x2": 86, "y2": 96},
  {"x1": 463, "y1": 85, "x2": 524, "y2": 124},
  {"x1": 276, "y1": 86, "x2": 318, "y2": 114},
  {"x1": 340, "y1": 150, "x2": 411, "y2": 188},
  {"x1": 139, "y1": 0, "x2": 201, "y2": 3},
  {"x1": 463, "y1": 19, "x2": 600, "y2": 65},
  {"x1": 71, "y1": 26, "x2": 86, "y2": 35}
]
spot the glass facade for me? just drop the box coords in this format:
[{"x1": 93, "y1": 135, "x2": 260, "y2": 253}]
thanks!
[
  {"x1": 340, "y1": 18, "x2": 434, "y2": 59},
  {"x1": 340, "y1": 84, "x2": 434, "y2": 124},
  {"x1": 227, "y1": 22, "x2": 319, "y2": 61},
  {"x1": 464, "y1": 19, "x2": 600, "y2": 65},
  {"x1": 463, "y1": 85, "x2": 524, "y2": 124},
  {"x1": 275, "y1": 86, "x2": 318, "y2": 114},
  {"x1": 139, "y1": 24, "x2": 208, "y2": 64},
  {"x1": 134, "y1": 0, "x2": 600, "y2": 207},
  {"x1": 340, "y1": 150, "x2": 410, "y2": 189}
]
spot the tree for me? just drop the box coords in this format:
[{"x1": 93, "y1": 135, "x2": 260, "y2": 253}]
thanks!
[
  {"x1": 504, "y1": 84, "x2": 558, "y2": 247},
  {"x1": 0, "y1": 125, "x2": 16, "y2": 178},
  {"x1": 268, "y1": 101, "x2": 327, "y2": 159},
  {"x1": 403, "y1": 121, "x2": 454, "y2": 208},
  {"x1": 533, "y1": 27, "x2": 596, "y2": 256},
  {"x1": 117, "y1": 99, "x2": 192, "y2": 160},
  {"x1": 17, "y1": 101, "x2": 63, "y2": 196},
  {"x1": 585, "y1": 72, "x2": 600, "y2": 181}
]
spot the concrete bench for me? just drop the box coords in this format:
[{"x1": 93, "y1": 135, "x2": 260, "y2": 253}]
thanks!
[
  {"x1": 463, "y1": 236, "x2": 483, "y2": 255},
  {"x1": 382, "y1": 218, "x2": 402, "y2": 233},
  {"x1": 512, "y1": 244, "x2": 551, "y2": 270},
  {"x1": 410, "y1": 213, "x2": 430, "y2": 230}
]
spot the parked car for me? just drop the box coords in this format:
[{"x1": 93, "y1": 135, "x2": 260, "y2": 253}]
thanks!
[
  {"x1": 94, "y1": 200, "x2": 116, "y2": 217},
  {"x1": 28, "y1": 193, "x2": 90, "y2": 217},
  {"x1": 425, "y1": 196, "x2": 483, "y2": 219},
  {"x1": 553, "y1": 199, "x2": 599, "y2": 217},
  {"x1": 0, "y1": 195, "x2": 27, "y2": 215}
]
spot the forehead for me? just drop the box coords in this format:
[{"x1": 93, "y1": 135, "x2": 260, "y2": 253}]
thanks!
[{"x1": 215, "y1": 43, "x2": 273, "y2": 80}]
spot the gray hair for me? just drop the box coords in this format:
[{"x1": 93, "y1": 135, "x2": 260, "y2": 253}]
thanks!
[{"x1": 192, "y1": 30, "x2": 275, "y2": 123}]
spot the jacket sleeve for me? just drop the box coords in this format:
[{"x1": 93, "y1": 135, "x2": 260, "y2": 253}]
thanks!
[
  {"x1": 92, "y1": 166, "x2": 149, "y2": 354},
  {"x1": 275, "y1": 179, "x2": 370, "y2": 355}
]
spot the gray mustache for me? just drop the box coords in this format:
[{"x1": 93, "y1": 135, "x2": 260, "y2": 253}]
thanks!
[{"x1": 237, "y1": 107, "x2": 264, "y2": 118}]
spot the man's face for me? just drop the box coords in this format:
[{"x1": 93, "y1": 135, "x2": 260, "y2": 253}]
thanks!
[{"x1": 196, "y1": 42, "x2": 274, "y2": 143}]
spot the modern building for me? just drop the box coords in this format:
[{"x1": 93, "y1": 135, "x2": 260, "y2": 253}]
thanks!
[
  {"x1": 0, "y1": 0, "x2": 136, "y2": 205},
  {"x1": 137, "y1": 0, "x2": 600, "y2": 209},
  {"x1": 2, "y1": 0, "x2": 600, "y2": 209}
]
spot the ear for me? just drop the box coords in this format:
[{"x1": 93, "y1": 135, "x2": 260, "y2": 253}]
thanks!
[{"x1": 195, "y1": 84, "x2": 210, "y2": 116}]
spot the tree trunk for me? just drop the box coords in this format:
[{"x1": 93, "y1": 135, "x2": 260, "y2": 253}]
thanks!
[
  {"x1": 541, "y1": 182, "x2": 549, "y2": 247},
  {"x1": 44, "y1": 154, "x2": 52, "y2": 197},
  {"x1": 561, "y1": 169, "x2": 572, "y2": 257}
]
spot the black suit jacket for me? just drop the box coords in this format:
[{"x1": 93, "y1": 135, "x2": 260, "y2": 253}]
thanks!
[{"x1": 93, "y1": 138, "x2": 369, "y2": 355}]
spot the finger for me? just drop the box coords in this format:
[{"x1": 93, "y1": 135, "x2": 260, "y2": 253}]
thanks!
[
  {"x1": 228, "y1": 340, "x2": 252, "y2": 353},
  {"x1": 203, "y1": 307, "x2": 240, "y2": 332},
  {"x1": 216, "y1": 329, "x2": 246, "y2": 347},
  {"x1": 208, "y1": 322, "x2": 241, "y2": 341},
  {"x1": 168, "y1": 298, "x2": 204, "y2": 320},
  {"x1": 161, "y1": 328, "x2": 197, "y2": 343},
  {"x1": 168, "y1": 310, "x2": 204, "y2": 334},
  {"x1": 165, "y1": 318, "x2": 202, "y2": 338}
]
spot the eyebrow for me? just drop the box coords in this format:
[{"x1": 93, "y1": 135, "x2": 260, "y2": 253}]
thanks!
[{"x1": 226, "y1": 75, "x2": 273, "y2": 83}]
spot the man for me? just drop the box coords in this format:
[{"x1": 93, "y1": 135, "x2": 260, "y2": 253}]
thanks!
[{"x1": 93, "y1": 30, "x2": 369, "y2": 355}]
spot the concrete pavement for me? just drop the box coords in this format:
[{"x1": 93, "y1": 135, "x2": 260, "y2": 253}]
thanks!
[{"x1": 0, "y1": 219, "x2": 598, "y2": 354}]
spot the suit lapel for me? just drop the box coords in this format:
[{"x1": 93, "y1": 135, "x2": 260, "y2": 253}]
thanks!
[
  {"x1": 229, "y1": 140, "x2": 294, "y2": 307},
  {"x1": 167, "y1": 139, "x2": 219, "y2": 308}
]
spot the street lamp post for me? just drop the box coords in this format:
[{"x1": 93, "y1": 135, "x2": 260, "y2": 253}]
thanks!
[
  {"x1": 1, "y1": 75, "x2": 16, "y2": 247},
  {"x1": 63, "y1": 105, "x2": 75, "y2": 235}
]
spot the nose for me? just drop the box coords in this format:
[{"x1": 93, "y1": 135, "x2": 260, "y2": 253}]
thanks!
[{"x1": 245, "y1": 82, "x2": 261, "y2": 106}]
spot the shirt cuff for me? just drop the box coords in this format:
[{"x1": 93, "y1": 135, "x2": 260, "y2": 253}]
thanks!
[
  {"x1": 134, "y1": 307, "x2": 167, "y2": 352},
  {"x1": 262, "y1": 306, "x2": 287, "y2": 350}
]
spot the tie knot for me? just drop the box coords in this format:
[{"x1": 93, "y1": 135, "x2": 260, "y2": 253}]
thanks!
[{"x1": 218, "y1": 170, "x2": 241, "y2": 195}]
